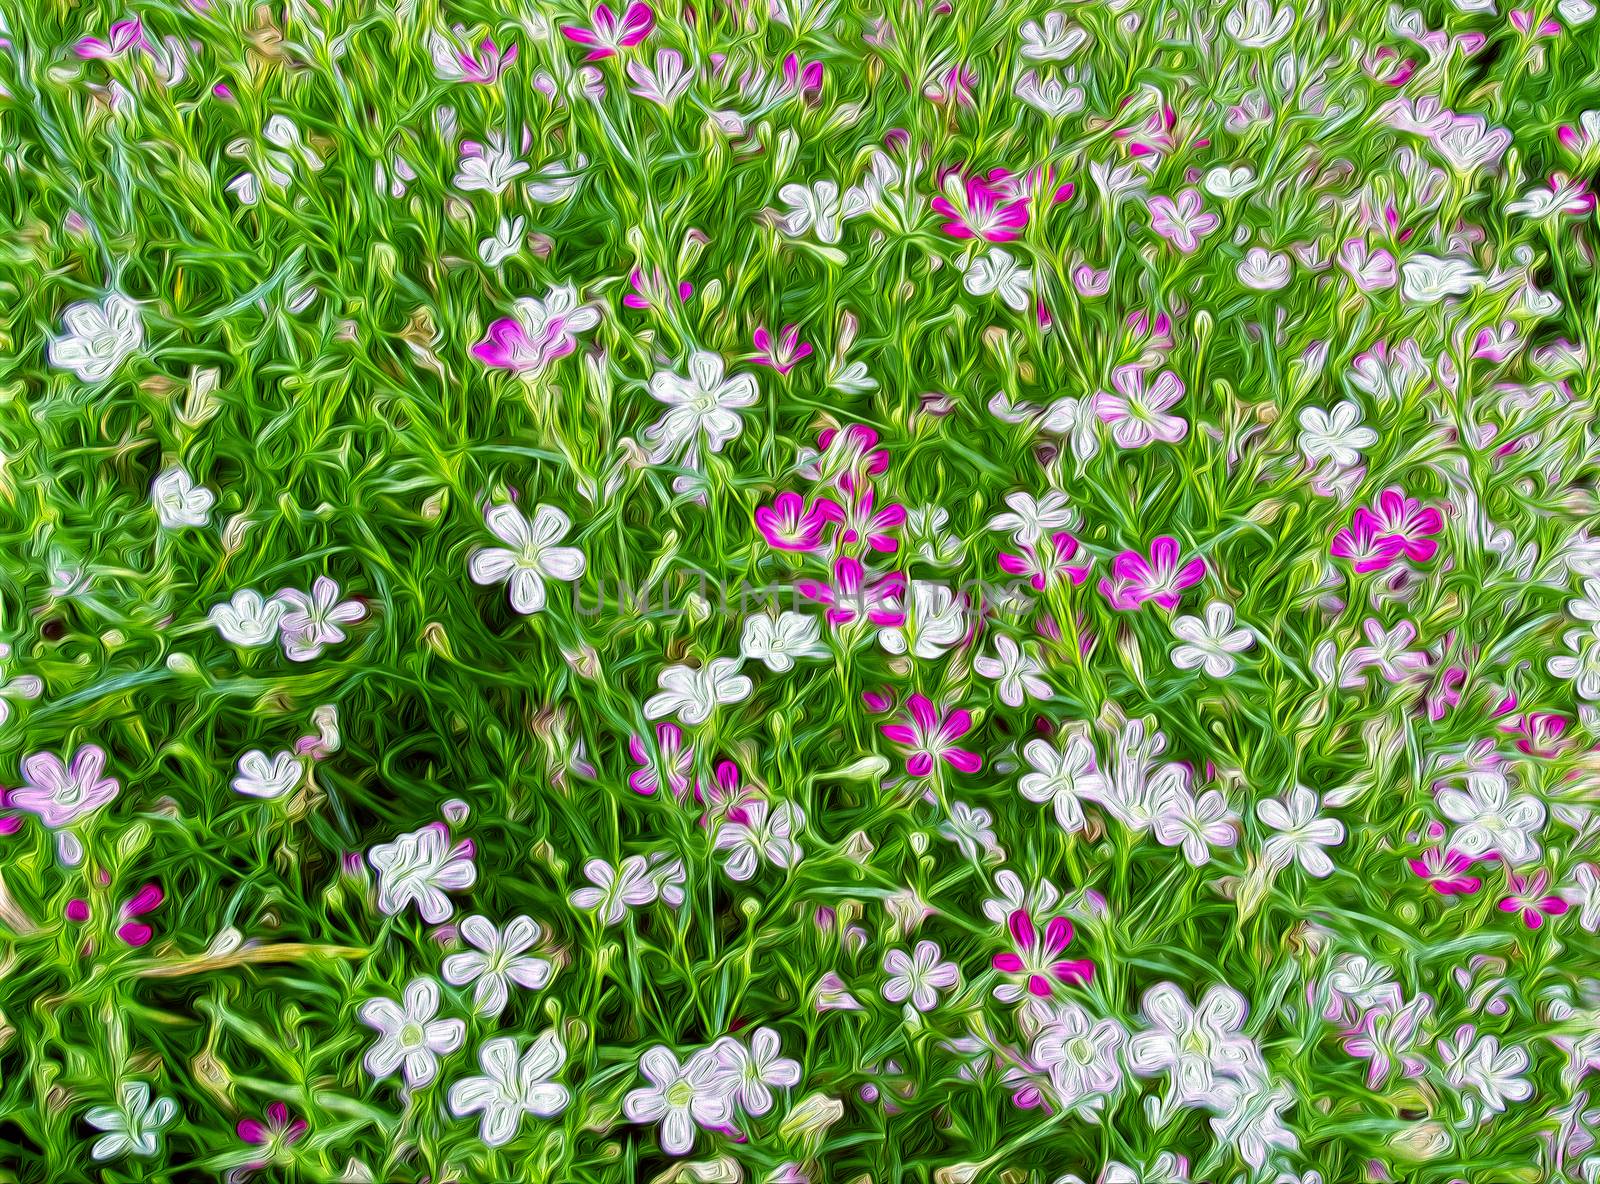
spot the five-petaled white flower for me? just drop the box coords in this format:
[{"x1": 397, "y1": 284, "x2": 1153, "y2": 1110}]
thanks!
[
  {"x1": 569, "y1": 855, "x2": 658, "y2": 925},
  {"x1": 274, "y1": 577, "x2": 365, "y2": 661},
  {"x1": 987, "y1": 490, "x2": 1075, "y2": 546},
  {"x1": 49, "y1": 293, "x2": 144, "y2": 382},
  {"x1": 707, "y1": 1027, "x2": 802, "y2": 1116},
  {"x1": 360, "y1": 976, "x2": 465, "y2": 1089},
  {"x1": 208, "y1": 589, "x2": 285, "y2": 647},
  {"x1": 150, "y1": 465, "x2": 215, "y2": 529},
  {"x1": 369, "y1": 822, "x2": 477, "y2": 923},
  {"x1": 714, "y1": 799, "x2": 805, "y2": 880},
  {"x1": 644, "y1": 657, "x2": 753, "y2": 725},
  {"x1": 447, "y1": 1031, "x2": 569, "y2": 1146},
  {"x1": 644, "y1": 352, "x2": 760, "y2": 465},
  {"x1": 964, "y1": 248, "x2": 1033, "y2": 311},
  {"x1": 1297, "y1": 402, "x2": 1376, "y2": 469},
  {"x1": 882, "y1": 940, "x2": 961, "y2": 1012},
  {"x1": 469, "y1": 502, "x2": 586, "y2": 615},
  {"x1": 86, "y1": 1082, "x2": 177, "y2": 1161},
  {"x1": 740, "y1": 611, "x2": 825, "y2": 672},
  {"x1": 974, "y1": 634, "x2": 1053, "y2": 706},
  {"x1": 623, "y1": 1045, "x2": 732, "y2": 1157},
  {"x1": 441, "y1": 914, "x2": 554, "y2": 1017},
  {"x1": 1018, "y1": 733, "x2": 1106, "y2": 834},
  {"x1": 1435, "y1": 769, "x2": 1545, "y2": 866},
  {"x1": 1258, "y1": 785, "x2": 1344, "y2": 877},
  {"x1": 1170, "y1": 601, "x2": 1255, "y2": 677},
  {"x1": 1127, "y1": 982, "x2": 1263, "y2": 1106}
]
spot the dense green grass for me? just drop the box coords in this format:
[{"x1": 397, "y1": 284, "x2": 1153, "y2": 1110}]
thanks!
[{"x1": 2, "y1": 0, "x2": 1600, "y2": 1181}]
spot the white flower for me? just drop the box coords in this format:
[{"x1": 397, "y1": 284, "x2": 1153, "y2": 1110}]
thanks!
[
  {"x1": 1098, "y1": 718, "x2": 1189, "y2": 834},
  {"x1": 447, "y1": 1032, "x2": 569, "y2": 1146},
  {"x1": 453, "y1": 133, "x2": 528, "y2": 194},
  {"x1": 1550, "y1": 628, "x2": 1600, "y2": 700},
  {"x1": 1040, "y1": 395, "x2": 1102, "y2": 462},
  {"x1": 1438, "y1": 1025, "x2": 1532, "y2": 1114},
  {"x1": 1019, "y1": 733, "x2": 1106, "y2": 834},
  {"x1": 208, "y1": 589, "x2": 285, "y2": 647},
  {"x1": 974, "y1": 635, "x2": 1052, "y2": 706},
  {"x1": 1153, "y1": 787, "x2": 1238, "y2": 866},
  {"x1": 777, "y1": 180, "x2": 870, "y2": 243},
  {"x1": 707, "y1": 1027, "x2": 802, "y2": 1116},
  {"x1": 1209, "y1": 1080, "x2": 1298, "y2": 1170},
  {"x1": 1127, "y1": 982, "x2": 1263, "y2": 1106},
  {"x1": 49, "y1": 293, "x2": 144, "y2": 382},
  {"x1": 231, "y1": 749, "x2": 304, "y2": 799},
  {"x1": 741, "y1": 611, "x2": 825, "y2": 672},
  {"x1": 1203, "y1": 165, "x2": 1257, "y2": 199},
  {"x1": 1020, "y1": 12, "x2": 1089, "y2": 60},
  {"x1": 86, "y1": 1082, "x2": 177, "y2": 1160},
  {"x1": 479, "y1": 216, "x2": 525, "y2": 266},
  {"x1": 1224, "y1": 0, "x2": 1295, "y2": 46},
  {"x1": 1031, "y1": 1002, "x2": 1125, "y2": 1117},
  {"x1": 1236, "y1": 247, "x2": 1291, "y2": 290},
  {"x1": 150, "y1": 465, "x2": 215, "y2": 529},
  {"x1": 1258, "y1": 785, "x2": 1344, "y2": 877},
  {"x1": 1435, "y1": 769, "x2": 1545, "y2": 865},
  {"x1": 368, "y1": 823, "x2": 477, "y2": 923},
  {"x1": 882, "y1": 941, "x2": 960, "y2": 1012},
  {"x1": 940, "y1": 800, "x2": 1001, "y2": 861},
  {"x1": 469, "y1": 502, "x2": 586, "y2": 615},
  {"x1": 644, "y1": 657, "x2": 752, "y2": 725},
  {"x1": 644, "y1": 352, "x2": 760, "y2": 466},
  {"x1": 878, "y1": 582, "x2": 966, "y2": 659},
  {"x1": 359, "y1": 976, "x2": 465, "y2": 1089},
  {"x1": 987, "y1": 490, "x2": 1075, "y2": 546},
  {"x1": 441, "y1": 915, "x2": 554, "y2": 1017},
  {"x1": 1400, "y1": 254, "x2": 1481, "y2": 303},
  {"x1": 1015, "y1": 70, "x2": 1083, "y2": 119},
  {"x1": 623, "y1": 1045, "x2": 734, "y2": 1156},
  {"x1": 964, "y1": 248, "x2": 1033, "y2": 311},
  {"x1": 274, "y1": 576, "x2": 365, "y2": 661},
  {"x1": 714, "y1": 799, "x2": 804, "y2": 880},
  {"x1": 1169, "y1": 602, "x2": 1255, "y2": 677},
  {"x1": 1570, "y1": 863, "x2": 1600, "y2": 933},
  {"x1": 569, "y1": 855, "x2": 658, "y2": 925},
  {"x1": 1297, "y1": 402, "x2": 1376, "y2": 469}
]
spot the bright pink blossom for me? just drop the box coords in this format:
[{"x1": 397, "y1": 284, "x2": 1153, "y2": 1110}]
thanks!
[
  {"x1": 560, "y1": 3, "x2": 654, "y2": 59},
  {"x1": 1099, "y1": 537, "x2": 1205, "y2": 610},
  {"x1": 880, "y1": 694, "x2": 982, "y2": 777},
  {"x1": 991, "y1": 909, "x2": 1093, "y2": 998}
]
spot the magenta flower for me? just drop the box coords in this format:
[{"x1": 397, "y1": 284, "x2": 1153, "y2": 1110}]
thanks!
[
  {"x1": 433, "y1": 29, "x2": 518, "y2": 83},
  {"x1": 932, "y1": 175, "x2": 1029, "y2": 242},
  {"x1": 560, "y1": 3, "x2": 654, "y2": 59},
  {"x1": 880, "y1": 694, "x2": 982, "y2": 777},
  {"x1": 1098, "y1": 537, "x2": 1205, "y2": 610},
  {"x1": 991, "y1": 909, "x2": 1093, "y2": 1000},
  {"x1": 838, "y1": 488, "x2": 905, "y2": 554},
  {"x1": 75, "y1": 17, "x2": 150, "y2": 58},
  {"x1": 998, "y1": 531, "x2": 1090, "y2": 591},
  {"x1": 12, "y1": 745, "x2": 120, "y2": 828},
  {"x1": 238, "y1": 1100, "x2": 308, "y2": 1169},
  {"x1": 1330, "y1": 512, "x2": 1402, "y2": 573},
  {"x1": 65, "y1": 882, "x2": 165, "y2": 947},
  {"x1": 1501, "y1": 711, "x2": 1569, "y2": 758},
  {"x1": 628, "y1": 723, "x2": 694, "y2": 799},
  {"x1": 752, "y1": 325, "x2": 813, "y2": 375},
  {"x1": 1498, "y1": 870, "x2": 1569, "y2": 929},
  {"x1": 1357, "y1": 487, "x2": 1444, "y2": 565},
  {"x1": 797, "y1": 557, "x2": 905, "y2": 628},
  {"x1": 1147, "y1": 190, "x2": 1218, "y2": 253},
  {"x1": 623, "y1": 267, "x2": 692, "y2": 310},
  {"x1": 805, "y1": 424, "x2": 889, "y2": 492},
  {"x1": 1407, "y1": 839, "x2": 1481, "y2": 896},
  {"x1": 782, "y1": 54, "x2": 823, "y2": 99},
  {"x1": 754, "y1": 491, "x2": 842, "y2": 551}
]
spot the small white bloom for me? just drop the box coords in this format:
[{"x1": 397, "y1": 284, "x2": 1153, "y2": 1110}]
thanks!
[
  {"x1": 987, "y1": 490, "x2": 1075, "y2": 546},
  {"x1": 208, "y1": 589, "x2": 285, "y2": 647},
  {"x1": 714, "y1": 799, "x2": 804, "y2": 880},
  {"x1": 49, "y1": 293, "x2": 144, "y2": 382},
  {"x1": 1203, "y1": 165, "x2": 1257, "y2": 198},
  {"x1": 644, "y1": 352, "x2": 760, "y2": 467},
  {"x1": 644, "y1": 657, "x2": 752, "y2": 726},
  {"x1": 1169, "y1": 601, "x2": 1255, "y2": 677},
  {"x1": 1438, "y1": 1025, "x2": 1532, "y2": 1114},
  {"x1": 469, "y1": 502, "x2": 586, "y2": 615},
  {"x1": 453, "y1": 133, "x2": 528, "y2": 194},
  {"x1": 974, "y1": 635, "x2": 1053, "y2": 706},
  {"x1": 777, "y1": 180, "x2": 870, "y2": 244},
  {"x1": 368, "y1": 823, "x2": 477, "y2": 923},
  {"x1": 882, "y1": 941, "x2": 960, "y2": 1012},
  {"x1": 1435, "y1": 769, "x2": 1545, "y2": 865},
  {"x1": 360, "y1": 976, "x2": 466, "y2": 1089},
  {"x1": 150, "y1": 465, "x2": 215, "y2": 529},
  {"x1": 274, "y1": 576, "x2": 365, "y2": 661},
  {"x1": 1020, "y1": 12, "x2": 1089, "y2": 60},
  {"x1": 569, "y1": 855, "x2": 658, "y2": 925},
  {"x1": 1297, "y1": 402, "x2": 1377, "y2": 469},
  {"x1": 85, "y1": 1082, "x2": 177, "y2": 1161},
  {"x1": 479, "y1": 216, "x2": 525, "y2": 266},
  {"x1": 878, "y1": 582, "x2": 966, "y2": 659},
  {"x1": 1019, "y1": 733, "x2": 1106, "y2": 834},
  {"x1": 623, "y1": 1046, "x2": 733, "y2": 1157},
  {"x1": 1258, "y1": 785, "x2": 1344, "y2": 877},
  {"x1": 231, "y1": 749, "x2": 304, "y2": 799},
  {"x1": 741, "y1": 611, "x2": 825, "y2": 672},
  {"x1": 448, "y1": 1032, "x2": 569, "y2": 1146},
  {"x1": 441, "y1": 914, "x2": 554, "y2": 1017},
  {"x1": 707, "y1": 1027, "x2": 802, "y2": 1116},
  {"x1": 964, "y1": 248, "x2": 1033, "y2": 311}
]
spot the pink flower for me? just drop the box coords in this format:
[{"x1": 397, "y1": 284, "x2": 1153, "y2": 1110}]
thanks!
[
  {"x1": 238, "y1": 1100, "x2": 308, "y2": 1167},
  {"x1": 1341, "y1": 995, "x2": 1431, "y2": 1088},
  {"x1": 1092, "y1": 365, "x2": 1187, "y2": 448},
  {"x1": 623, "y1": 267, "x2": 692, "y2": 310},
  {"x1": 1498, "y1": 870, "x2": 1568, "y2": 929},
  {"x1": 1147, "y1": 189, "x2": 1218, "y2": 253},
  {"x1": 75, "y1": 17, "x2": 150, "y2": 58},
  {"x1": 837, "y1": 488, "x2": 905, "y2": 554},
  {"x1": 1357, "y1": 487, "x2": 1444, "y2": 565},
  {"x1": 924, "y1": 63, "x2": 977, "y2": 106},
  {"x1": 782, "y1": 54, "x2": 823, "y2": 99},
  {"x1": 880, "y1": 694, "x2": 982, "y2": 777},
  {"x1": 445, "y1": 34, "x2": 518, "y2": 84},
  {"x1": 1407, "y1": 837, "x2": 1481, "y2": 896},
  {"x1": 628, "y1": 723, "x2": 694, "y2": 799},
  {"x1": 1501, "y1": 711, "x2": 1569, "y2": 758},
  {"x1": 752, "y1": 324, "x2": 813, "y2": 375},
  {"x1": 998, "y1": 531, "x2": 1090, "y2": 591},
  {"x1": 76, "y1": 882, "x2": 164, "y2": 946},
  {"x1": 471, "y1": 286, "x2": 600, "y2": 376},
  {"x1": 12, "y1": 745, "x2": 120, "y2": 828},
  {"x1": 797, "y1": 557, "x2": 905, "y2": 628},
  {"x1": 1330, "y1": 512, "x2": 1402, "y2": 573},
  {"x1": 560, "y1": 3, "x2": 654, "y2": 59},
  {"x1": 754, "y1": 491, "x2": 842, "y2": 551},
  {"x1": 931, "y1": 175, "x2": 1029, "y2": 242},
  {"x1": 990, "y1": 909, "x2": 1093, "y2": 999},
  {"x1": 1099, "y1": 537, "x2": 1205, "y2": 610}
]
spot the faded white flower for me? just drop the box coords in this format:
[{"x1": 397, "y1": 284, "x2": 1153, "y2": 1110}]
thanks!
[{"x1": 49, "y1": 293, "x2": 144, "y2": 382}]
